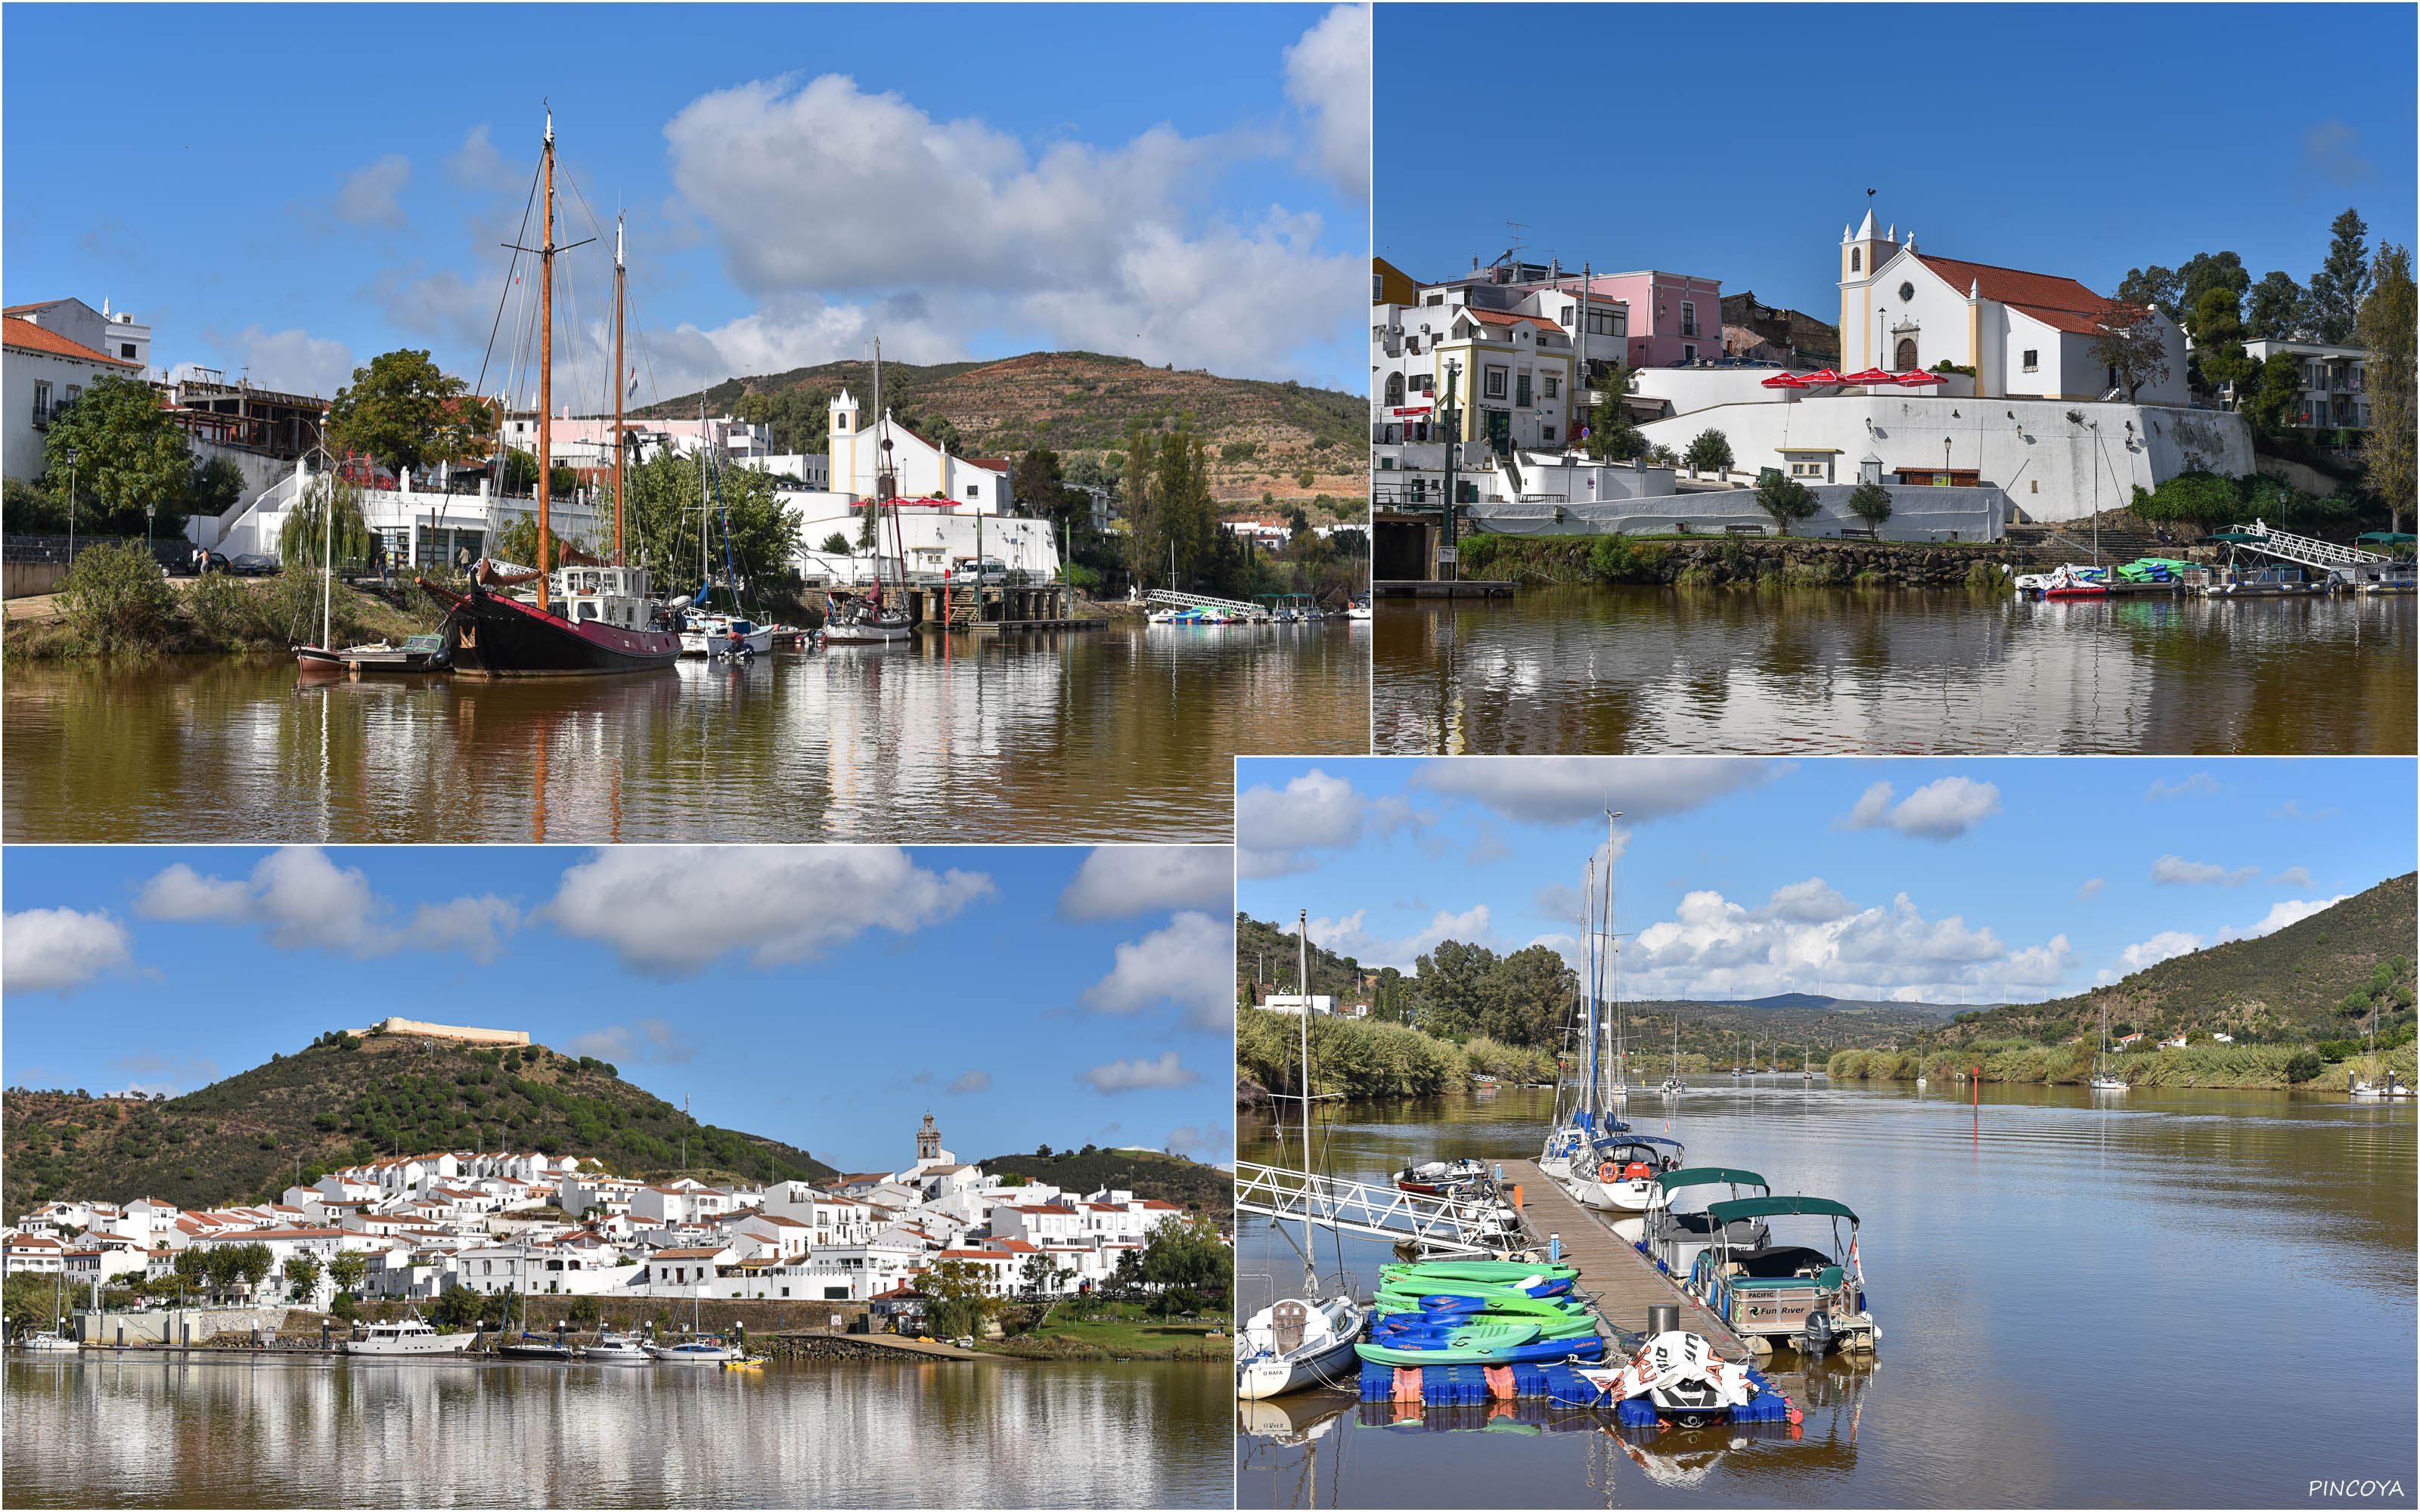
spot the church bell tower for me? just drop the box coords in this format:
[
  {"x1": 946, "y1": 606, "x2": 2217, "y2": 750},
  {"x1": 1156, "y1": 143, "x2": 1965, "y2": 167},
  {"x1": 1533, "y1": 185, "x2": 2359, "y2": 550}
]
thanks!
[
  {"x1": 917, "y1": 1111, "x2": 942, "y2": 1165},
  {"x1": 1840, "y1": 207, "x2": 1896, "y2": 370}
]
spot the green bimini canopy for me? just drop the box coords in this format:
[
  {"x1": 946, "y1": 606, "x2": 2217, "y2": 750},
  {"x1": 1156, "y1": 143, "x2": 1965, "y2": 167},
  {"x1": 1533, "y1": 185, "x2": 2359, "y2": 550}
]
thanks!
[
  {"x1": 2356, "y1": 531, "x2": 2417, "y2": 544},
  {"x1": 2198, "y1": 532, "x2": 2262, "y2": 544},
  {"x1": 1707, "y1": 1195, "x2": 1859, "y2": 1224},
  {"x1": 1654, "y1": 1167, "x2": 1769, "y2": 1192}
]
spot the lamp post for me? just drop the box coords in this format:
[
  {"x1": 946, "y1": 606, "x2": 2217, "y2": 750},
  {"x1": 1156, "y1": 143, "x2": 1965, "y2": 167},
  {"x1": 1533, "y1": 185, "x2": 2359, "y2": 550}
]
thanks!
[
  {"x1": 1440, "y1": 359, "x2": 1462, "y2": 582},
  {"x1": 64, "y1": 447, "x2": 79, "y2": 565}
]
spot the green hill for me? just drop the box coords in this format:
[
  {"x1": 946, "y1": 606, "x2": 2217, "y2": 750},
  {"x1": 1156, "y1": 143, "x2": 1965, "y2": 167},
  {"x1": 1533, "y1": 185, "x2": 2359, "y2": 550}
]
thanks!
[
  {"x1": 2, "y1": 1030, "x2": 836, "y2": 1223},
  {"x1": 642, "y1": 351, "x2": 1367, "y2": 507},
  {"x1": 979, "y1": 1145, "x2": 1230, "y2": 1216},
  {"x1": 1924, "y1": 872, "x2": 2415, "y2": 1049}
]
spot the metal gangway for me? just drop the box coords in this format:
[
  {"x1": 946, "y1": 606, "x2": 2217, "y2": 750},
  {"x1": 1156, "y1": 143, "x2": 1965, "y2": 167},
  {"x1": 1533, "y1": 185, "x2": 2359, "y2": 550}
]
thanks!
[
  {"x1": 1233, "y1": 1160, "x2": 1515, "y2": 1256},
  {"x1": 2235, "y1": 519, "x2": 2387, "y2": 572},
  {"x1": 1145, "y1": 587, "x2": 1269, "y2": 618}
]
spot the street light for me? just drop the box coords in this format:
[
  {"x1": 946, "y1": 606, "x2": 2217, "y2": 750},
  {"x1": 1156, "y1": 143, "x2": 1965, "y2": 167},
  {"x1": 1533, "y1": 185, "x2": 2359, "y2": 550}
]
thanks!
[{"x1": 63, "y1": 447, "x2": 79, "y2": 565}]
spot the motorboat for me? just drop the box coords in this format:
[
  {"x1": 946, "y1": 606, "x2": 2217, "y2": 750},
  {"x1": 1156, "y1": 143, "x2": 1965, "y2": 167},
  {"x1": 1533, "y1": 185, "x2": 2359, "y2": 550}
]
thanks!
[
  {"x1": 1659, "y1": 1076, "x2": 1686, "y2": 1096},
  {"x1": 1685, "y1": 1195, "x2": 1878, "y2": 1356},
  {"x1": 681, "y1": 613, "x2": 774, "y2": 658},
  {"x1": 647, "y1": 1334, "x2": 743, "y2": 1363},
  {"x1": 2350, "y1": 1075, "x2": 2415, "y2": 1100},
  {"x1": 1345, "y1": 593, "x2": 1372, "y2": 621},
  {"x1": 722, "y1": 1354, "x2": 770, "y2": 1370},
  {"x1": 1618, "y1": 1167, "x2": 1773, "y2": 1278},
  {"x1": 344, "y1": 1314, "x2": 477, "y2": 1356},
  {"x1": 1575, "y1": 1330, "x2": 1768, "y2": 1430},
  {"x1": 582, "y1": 1331, "x2": 654, "y2": 1362},
  {"x1": 822, "y1": 590, "x2": 914, "y2": 643},
  {"x1": 2022, "y1": 563, "x2": 2110, "y2": 600},
  {"x1": 1236, "y1": 1294, "x2": 1366, "y2": 1400},
  {"x1": 1392, "y1": 1158, "x2": 1490, "y2": 1196},
  {"x1": 1573, "y1": 1132, "x2": 1687, "y2": 1213},
  {"x1": 498, "y1": 1331, "x2": 579, "y2": 1361}
]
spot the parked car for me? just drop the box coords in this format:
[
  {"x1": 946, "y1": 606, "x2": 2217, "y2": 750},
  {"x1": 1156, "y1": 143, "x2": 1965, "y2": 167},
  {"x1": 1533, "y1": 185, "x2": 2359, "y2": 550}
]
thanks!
[
  {"x1": 228, "y1": 553, "x2": 281, "y2": 577},
  {"x1": 186, "y1": 550, "x2": 232, "y2": 575}
]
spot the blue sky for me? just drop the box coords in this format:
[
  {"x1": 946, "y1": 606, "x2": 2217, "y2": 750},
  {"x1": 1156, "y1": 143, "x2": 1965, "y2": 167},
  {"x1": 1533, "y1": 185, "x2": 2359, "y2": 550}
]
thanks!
[
  {"x1": 1378, "y1": 5, "x2": 2415, "y2": 319},
  {"x1": 1236, "y1": 758, "x2": 2415, "y2": 1004},
  {"x1": 2, "y1": 845, "x2": 1235, "y2": 1171},
  {"x1": 3, "y1": 3, "x2": 1369, "y2": 401}
]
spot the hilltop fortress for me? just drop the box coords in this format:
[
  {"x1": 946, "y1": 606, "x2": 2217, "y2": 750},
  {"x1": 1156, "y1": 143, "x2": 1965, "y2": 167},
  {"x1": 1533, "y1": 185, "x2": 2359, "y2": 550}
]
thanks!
[{"x1": 359, "y1": 1018, "x2": 530, "y2": 1048}]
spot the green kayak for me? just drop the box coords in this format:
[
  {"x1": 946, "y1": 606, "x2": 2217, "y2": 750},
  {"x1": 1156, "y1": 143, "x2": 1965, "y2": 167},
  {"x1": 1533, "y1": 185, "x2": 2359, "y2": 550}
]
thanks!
[
  {"x1": 1382, "y1": 1260, "x2": 1578, "y2": 1284},
  {"x1": 1373, "y1": 1294, "x2": 1593, "y2": 1328},
  {"x1": 1355, "y1": 1322, "x2": 1541, "y2": 1367}
]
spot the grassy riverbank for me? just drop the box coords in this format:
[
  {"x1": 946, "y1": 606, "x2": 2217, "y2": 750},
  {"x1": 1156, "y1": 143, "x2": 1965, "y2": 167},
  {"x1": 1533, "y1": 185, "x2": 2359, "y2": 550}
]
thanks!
[
  {"x1": 1454, "y1": 531, "x2": 2021, "y2": 590},
  {"x1": 1829, "y1": 1040, "x2": 2418, "y2": 1091},
  {"x1": 1237, "y1": 1006, "x2": 1555, "y2": 1101},
  {"x1": 3, "y1": 544, "x2": 443, "y2": 660},
  {"x1": 981, "y1": 1300, "x2": 1228, "y2": 1362}
]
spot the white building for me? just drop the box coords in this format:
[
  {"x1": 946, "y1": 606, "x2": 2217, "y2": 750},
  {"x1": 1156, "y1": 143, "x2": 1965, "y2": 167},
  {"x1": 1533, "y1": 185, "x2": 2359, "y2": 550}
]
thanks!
[
  {"x1": 1260, "y1": 994, "x2": 1335, "y2": 1015},
  {"x1": 3, "y1": 311, "x2": 146, "y2": 483},
  {"x1": 824, "y1": 391, "x2": 1011, "y2": 509},
  {"x1": 2235, "y1": 339, "x2": 2370, "y2": 432}
]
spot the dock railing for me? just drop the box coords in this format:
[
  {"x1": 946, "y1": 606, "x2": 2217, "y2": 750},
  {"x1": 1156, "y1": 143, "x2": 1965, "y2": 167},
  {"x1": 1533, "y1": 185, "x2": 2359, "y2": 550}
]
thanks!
[
  {"x1": 2238, "y1": 520, "x2": 2389, "y2": 569},
  {"x1": 1233, "y1": 1161, "x2": 1509, "y2": 1256}
]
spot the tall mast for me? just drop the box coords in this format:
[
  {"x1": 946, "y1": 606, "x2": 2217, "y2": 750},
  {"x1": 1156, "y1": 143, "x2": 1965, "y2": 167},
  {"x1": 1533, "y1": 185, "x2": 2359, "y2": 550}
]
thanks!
[
  {"x1": 536, "y1": 110, "x2": 556, "y2": 615},
  {"x1": 1297, "y1": 909, "x2": 1314, "y2": 1294},
  {"x1": 700, "y1": 395, "x2": 709, "y2": 600},
  {"x1": 1583, "y1": 857, "x2": 1597, "y2": 1123},
  {"x1": 612, "y1": 213, "x2": 626, "y2": 565}
]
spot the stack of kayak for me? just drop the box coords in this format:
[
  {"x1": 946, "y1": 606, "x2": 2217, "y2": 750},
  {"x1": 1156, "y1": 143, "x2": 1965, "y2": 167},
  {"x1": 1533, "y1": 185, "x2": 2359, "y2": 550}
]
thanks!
[
  {"x1": 2114, "y1": 557, "x2": 2189, "y2": 584},
  {"x1": 1356, "y1": 1260, "x2": 1606, "y2": 1366}
]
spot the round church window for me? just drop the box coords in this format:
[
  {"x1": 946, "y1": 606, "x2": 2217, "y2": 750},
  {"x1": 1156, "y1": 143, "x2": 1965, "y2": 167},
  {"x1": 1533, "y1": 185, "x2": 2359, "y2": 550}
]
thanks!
[{"x1": 1898, "y1": 281, "x2": 1916, "y2": 302}]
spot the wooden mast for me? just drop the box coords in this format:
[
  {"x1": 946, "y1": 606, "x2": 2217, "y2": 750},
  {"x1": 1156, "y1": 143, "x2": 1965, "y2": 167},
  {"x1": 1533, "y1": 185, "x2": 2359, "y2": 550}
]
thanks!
[
  {"x1": 537, "y1": 109, "x2": 555, "y2": 614},
  {"x1": 612, "y1": 212, "x2": 625, "y2": 565}
]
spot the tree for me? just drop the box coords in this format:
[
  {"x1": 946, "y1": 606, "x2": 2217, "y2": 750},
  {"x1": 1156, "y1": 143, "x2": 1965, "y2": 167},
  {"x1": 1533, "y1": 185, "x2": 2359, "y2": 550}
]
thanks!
[
  {"x1": 2131, "y1": 470, "x2": 2248, "y2": 534},
  {"x1": 1586, "y1": 364, "x2": 1643, "y2": 461},
  {"x1": 489, "y1": 515, "x2": 591, "y2": 569},
  {"x1": 2176, "y1": 251, "x2": 2250, "y2": 333},
  {"x1": 731, "y1": 387, "x2": 832, "y2": 457},
  {"x1": 1846, "y1": 479, "x2": 1894, "y2": 532},
  {"x1": 2090, "y1": 302, "x2": 2170, "y2": 401},
  {"x1": 2357, "y1": 243, "x2": 2415, "y2": 531},
  {"x1": 2245, "y1": 271, "x2": 2307, "y2": 342},
  {"x1": 2189, "y1": 286, "x2": 2257, "y2": 398},
  {"x1": 2307, "y1": 208, "x2": 2372, "y2": 345},
  {"x1": 923, "y1": 1259, "x2": 1000, "y2": 1338},
  {"x1": 42, "y1": 373, "x2": 194, "y2": 538},
  {"x1": 283, "y1": 1254, "x2": 322, "y2": 1302},
  {"x1": 1412, "y1": 939, "x2": 1502, "y2": 1039},
  {"x1": 1754, "y1": 468, "x2": 1820, "y2": 536},
  {"x1": 1018, "y1": 1251, "x2": 1058, "y2": 1300},
  {"x1": 191, "y1": 456, "x2": 248, "y2": 519},
  {"x1": 327, "y1": 1251, "x2": 369, "y2": 1299},
  {"x1": 277, "y1": 473, "x2": 375, "y2": 570},
  {"x1": 620, "y1": 451, "x2": 802, "y2": 606},
  {"x1": 2115, "y1": 265, "x2": 2181, "y2": 321},
  {"x1": 1683, "y1": 429, "x2": 1733, "y2": 478},
  {"x1": 230, "y1": 1242, "x2": 275, "y2": 1295},
  {"x1": 2244, "y1": 351, "x2": 2306, "y2": 435},
  {"x1": 326, "y1": 349, "x2": 490, "y2": 475},
  {"x1": 818, "y1": 531, "x2": 852, "y2": 555},
  {"x1": 567, "y1": 1294, "x2": 602, "y2": 1330}
]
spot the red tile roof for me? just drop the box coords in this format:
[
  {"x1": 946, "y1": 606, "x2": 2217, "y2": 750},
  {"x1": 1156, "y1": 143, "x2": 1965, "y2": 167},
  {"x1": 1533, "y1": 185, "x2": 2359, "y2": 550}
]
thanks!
[
  {"x1": 1464, "y1": 308, "x2": 1566, "y2": 335},
  {"x1": 1911, "y1": 254, "x2": 2122, "y2": 336},
  {"x1": 7, "y1": 314, "x2": 137, "y2": 369}
]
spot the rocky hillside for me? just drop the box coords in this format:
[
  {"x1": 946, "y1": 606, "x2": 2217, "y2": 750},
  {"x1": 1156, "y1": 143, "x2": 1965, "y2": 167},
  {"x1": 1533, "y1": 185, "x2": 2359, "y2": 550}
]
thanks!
[
  {"x1": 979, "y1": 1146, "x2": 1230, "y2": 1215},
  {"x1": 2, "y1": 1031, "x2": 835, "y2": 1222},
  {"x1": 647, "y1": 351, "x2": 1367, "y2": 507}
]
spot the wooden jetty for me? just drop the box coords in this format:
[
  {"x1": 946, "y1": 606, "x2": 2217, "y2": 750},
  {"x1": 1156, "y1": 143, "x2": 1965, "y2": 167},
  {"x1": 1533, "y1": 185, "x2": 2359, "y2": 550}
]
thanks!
[
  {"x1": 1497, "y1": 1157, "x2": 1752, "y2": 1364},
  {"x1": 1374, "y1": 578, "x2": 1515, "y2": 599}
]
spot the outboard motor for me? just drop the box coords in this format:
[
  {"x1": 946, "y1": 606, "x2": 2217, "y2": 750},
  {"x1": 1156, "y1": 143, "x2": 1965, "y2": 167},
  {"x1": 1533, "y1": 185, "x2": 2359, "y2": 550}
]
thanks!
[{"x1": 1800, "y1": 1309, "x2": 1835, "y2": 1357}]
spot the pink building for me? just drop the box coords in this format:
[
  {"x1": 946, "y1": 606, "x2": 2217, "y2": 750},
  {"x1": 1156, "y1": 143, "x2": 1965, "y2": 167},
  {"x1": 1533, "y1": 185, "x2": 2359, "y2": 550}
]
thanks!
[{"x1": 1578, "y1": 271, "x2": 1726, "y2": 369}]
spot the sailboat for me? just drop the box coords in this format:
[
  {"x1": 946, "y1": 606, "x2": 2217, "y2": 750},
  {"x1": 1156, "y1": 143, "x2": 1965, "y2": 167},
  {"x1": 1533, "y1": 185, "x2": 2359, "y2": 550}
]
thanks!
[
  {"x1": 417, "y1": 115, "x2": 683, "y2": 677},
  {"x1": 1658, "y1": 1016, "x2": 1685, "y2": 1096},
  {"x1": 1544, "y1": 815, "x2": 1632, "y2": 1180},
  {"x1": 2348, "y1": 1005, "x2": 2413, "y2": 1099},
  {"x1": 823, "y1": 339, "x2": 918, "y2": 645},
  {"x1": 14, "y1": 1267, "x2": 78, "y2": 1352},
  {"x1": 2090, "y1": 999, "x2": 2127, "y2": 1092},
  {"x1": 675, "y1": 402, "x2": 774, "y2": 658},
  {"x1": 647, "y1": 1283, "x2": 741, "y2": 1362},
  {"x1": 497, "y1": 1266, "x2": 577, "y2": 1360},
  {"x1": 1237, "y1": 910, "x2": 1368, "y2": 1400}
]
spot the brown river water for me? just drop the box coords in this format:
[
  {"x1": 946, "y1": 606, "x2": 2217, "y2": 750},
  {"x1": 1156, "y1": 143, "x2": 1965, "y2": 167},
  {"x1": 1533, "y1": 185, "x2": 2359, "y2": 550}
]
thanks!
[
  {"x1": 1238, "y1": 1082, "x2": 2415, "y2": 1509},
  {"x1": 3, "y1": 622, "x2": 1368, "y2": 843},
  {"x1": 1373, "y1": 588, "x2": 2416, "y2": 754}
]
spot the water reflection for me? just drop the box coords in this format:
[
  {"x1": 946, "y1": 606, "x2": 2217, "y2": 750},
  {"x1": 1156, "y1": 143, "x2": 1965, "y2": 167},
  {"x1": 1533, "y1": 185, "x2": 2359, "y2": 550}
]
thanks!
[
  {"x1": 1239, "y1": 1083, "x2": 2415, "y2": 1507},
  {"x1": 4, "y1": 1356, "x2": 1228, "y2": 1508},
  {"x1": 1373, "y1": 589, "x2": 2416, "y2": 754},
  {"x1": 4, "y1": 623, "x2": 1369, "y2": 842}
]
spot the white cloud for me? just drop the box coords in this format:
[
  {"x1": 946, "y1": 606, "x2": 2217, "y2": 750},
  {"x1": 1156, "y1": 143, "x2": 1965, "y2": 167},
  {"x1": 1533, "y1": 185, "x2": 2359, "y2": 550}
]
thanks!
[
  {"x1": 1834, "y1": 776, "x2": 2001, "y2": 839},
  {"x1": 1060, "y1": 847, "x2": 1231, "y2": 921},
  {"x1": 2097, "y1": 892, "x2": 2352, "y2": 983},
  {"x1": 655, "y1": 72, "x2": 1357, "y2": 389},
  {"x1": 1079, "y1": 1052, "x2": 1200, "y2": 1094},
  {"x1": 2270, "y1": 866, "x2": 2313, "y2": 888},
  {"x1": 2268, "y1": 800, "x2": 2341, "y2": 821},
  {"x1": 2145, "y1": 773, "x2": 2219, "y2": 801},
  {"x1": 2150, "y1": 854, "x2": 2260, "y2": 888},
  {"x1": 1306, "y1": 904, "x2": 1494, "y2": 971},
  {"x1": 2114, "y1": 930, "x2": 2205, "y2": 975},
  {"x1": 444, "y1": 125, "x2": 524, "y2": 194},
  {"x1": 102, "y1": 1052, "x2": 219, "y2": 1100},
  {"x1": 1162, "y1": 1120, "x2": 1233, "y2": 1163},
  {"x1": 1236, "y1": 767, "x2": 1367, "y2": 878},
  {"x1": 1283, "y1": 4, "x2": 1370, "y2": 201},
  {"x1": 2076, "y1": 878, "x2": 2105, "y2": 901},
  {"x1": 947, "y1": 1070, "x2": 991, "y2": 1095},
  {"x1": 135, "y1": 848, "x2": 518, "y2": 962},
  {"x1": 1411, "y1": 757, "x2": 1773, "y2": 826},
  {"x1": 3, "y1": 908, "x2": 135, "y2": 994},
  {"x1": 180, "y1": 325, "x2": 357, "y2": 400},
  {"x1": 2233, "y1": 894, "x2": 2350, "y2": 939},
  {"x1": 566, "y1": 1018, "x2": 696, "y2": 1065},
  {"x1": 1081, "y1": 911, "x2": 1232, "y2": 1030},
  {"x1": 1621, "y1": 883, "x2": 2069, "y2": 999},
  {"x1": 337, "y1": 154, "x2": 413, "y2": 229},
  {"x1": 543, "y1": 847, "x2": 992, "y2": 975}
]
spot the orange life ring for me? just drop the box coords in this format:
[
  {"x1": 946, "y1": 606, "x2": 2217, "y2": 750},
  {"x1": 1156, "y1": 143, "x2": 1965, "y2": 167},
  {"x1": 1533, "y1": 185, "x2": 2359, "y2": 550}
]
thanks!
[{"x1": 1597, "y1": 1160, "x2": 1622, "y2": 1183}]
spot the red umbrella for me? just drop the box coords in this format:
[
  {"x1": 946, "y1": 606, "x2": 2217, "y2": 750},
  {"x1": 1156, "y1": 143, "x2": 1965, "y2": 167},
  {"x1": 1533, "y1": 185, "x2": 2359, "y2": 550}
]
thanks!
[
  {"x1": 1800, "y1": 368, "x2": 1846, "y2": 386},
  {"x1": 1896, "y1": 368, "x2": 1947, "y2": 386},
  {"x1": 1841, "y1": 367, "x2": 1897, "y2": 386},
  {"x1": 1759, "y1": 372, "x2": 1812, "y2": 389}
]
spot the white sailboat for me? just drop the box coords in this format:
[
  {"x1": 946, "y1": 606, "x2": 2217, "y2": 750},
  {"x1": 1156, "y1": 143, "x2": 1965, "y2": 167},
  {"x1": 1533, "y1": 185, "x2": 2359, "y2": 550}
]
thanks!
[
  {"x1": 823, "y1": 339, "x2": 917, "y2": 645},
  {"x1": 1659, "y1": 1016, "x2": 1685, "y2": 1096},
  {"x1": 2348, "y1": 1005, "x2": 2412, "y2": 1099},
  {"x1": 2090, "y1": 999, "x2": 2127, "y2": 1092},
  {"x1": 1237, "y1": 909, "x2": 1367, "y2": 1400}
]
